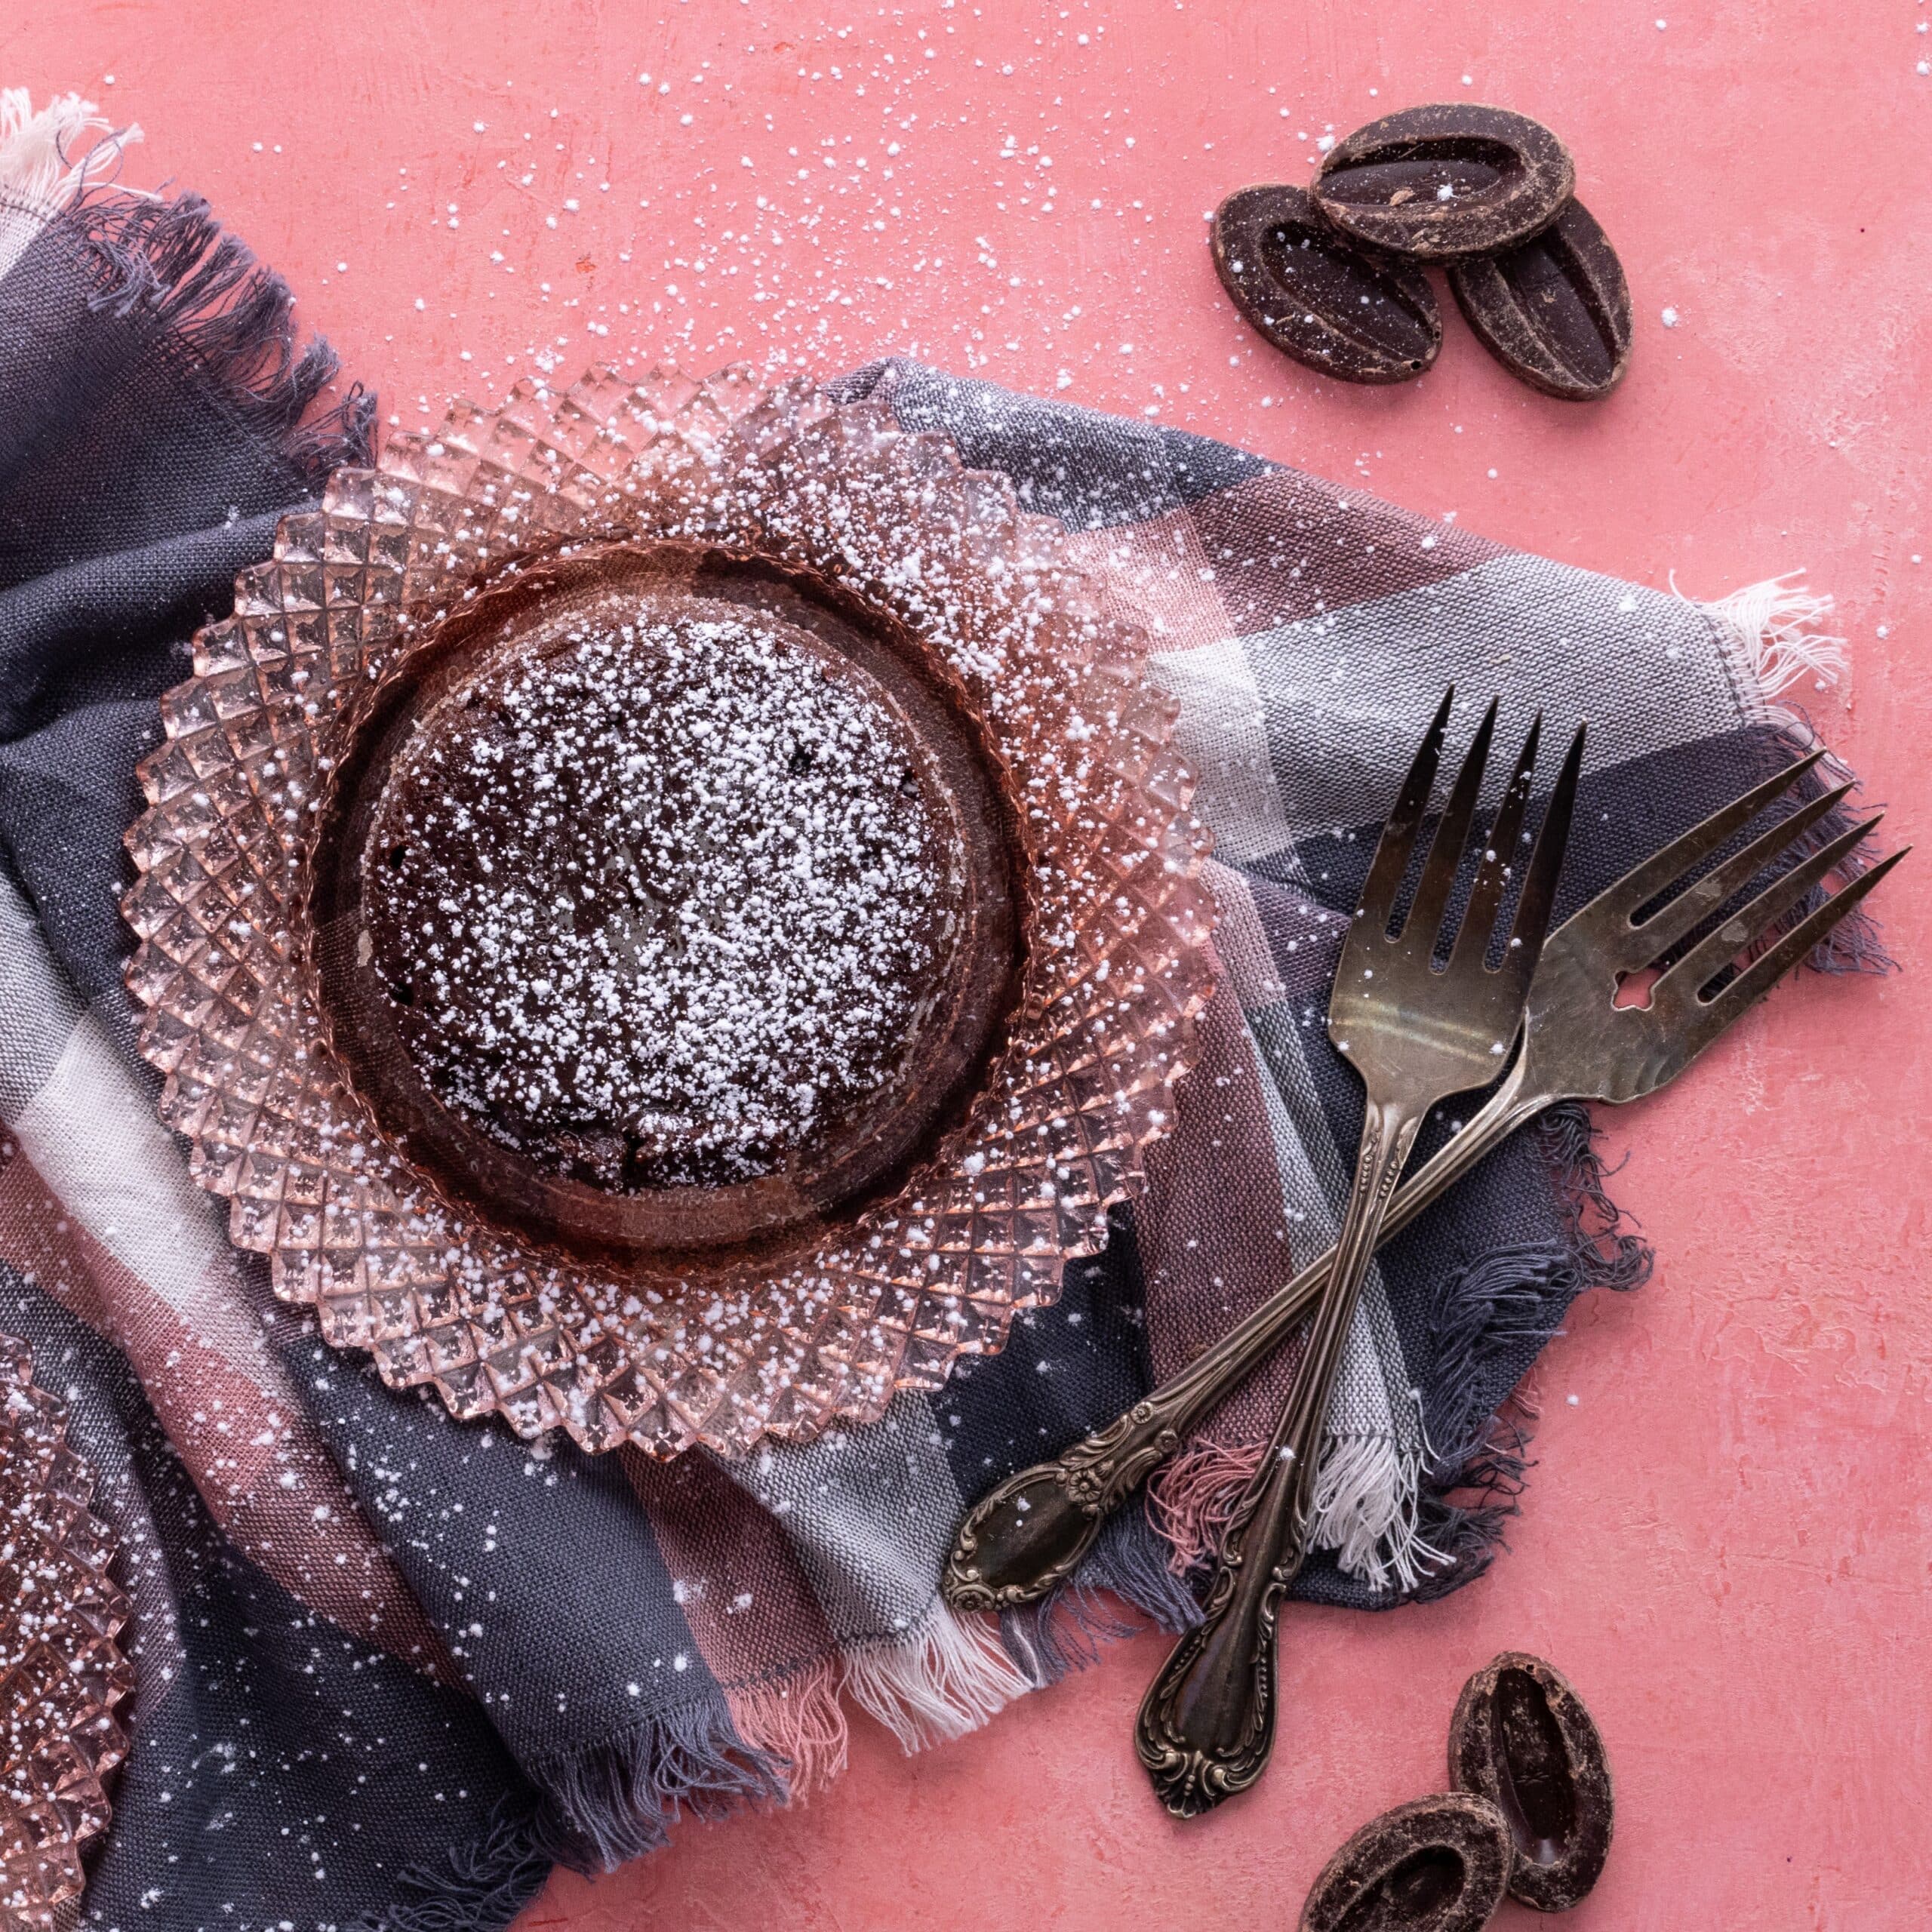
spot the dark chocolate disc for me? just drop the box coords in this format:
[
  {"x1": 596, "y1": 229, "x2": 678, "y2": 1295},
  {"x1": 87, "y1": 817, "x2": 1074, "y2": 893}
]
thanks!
[
  {"x1": 1298, "y1": 1792, "x2": 1514, "y2": 1932},
  {"x1": 1448, "y1": 200, "x2": 1632, "y2": 401},
  {"x1": 1449, "y1": 1651, "x2": 1614, "y2": 1911},
  {"x1": 1314, "y1": 103, "x2": 1575, "y2": 261},
  {"x1": 1212, "y1": 183, "x2": 1441, "y2": 385}
]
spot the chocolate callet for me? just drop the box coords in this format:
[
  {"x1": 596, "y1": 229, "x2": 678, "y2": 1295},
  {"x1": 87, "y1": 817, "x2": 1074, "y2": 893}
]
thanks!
[
  {"x1": 1212, "y1": 183, "x2": 1441, "y2": 385},
  {"x1": 1448, "y1": 199, "x2": 1632, "y2": 401},
  {"x1": 1298, "y1": 1792, "x2": 1514, "y2": 1932},
  {"x1": 1448, "y1": 1651, "x2": 1614, "y2": 1911},
  {"x1": 1313, "y1": 103, "x2": 1575, "y2": 261}
]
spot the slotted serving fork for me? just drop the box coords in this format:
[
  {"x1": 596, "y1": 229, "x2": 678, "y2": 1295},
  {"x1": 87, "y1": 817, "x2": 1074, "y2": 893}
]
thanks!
[
  {"x1": 943, "y1": 749, "x2": 1899, "y2": 1628},
  {"x1": 1128, "y1": 691, "x2": 1581, "y2": 1816}
]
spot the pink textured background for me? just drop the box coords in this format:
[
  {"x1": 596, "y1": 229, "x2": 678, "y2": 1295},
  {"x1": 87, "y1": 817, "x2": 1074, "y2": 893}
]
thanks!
[{"x1": 5, "y1": 2, "x2": 1927, "y2": 1926}]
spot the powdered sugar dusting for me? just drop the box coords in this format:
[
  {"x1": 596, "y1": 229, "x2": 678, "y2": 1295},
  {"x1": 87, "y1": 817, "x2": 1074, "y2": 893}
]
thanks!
[{"x1": 364, "y1": 606, "x2": 955, "y2": 1189}]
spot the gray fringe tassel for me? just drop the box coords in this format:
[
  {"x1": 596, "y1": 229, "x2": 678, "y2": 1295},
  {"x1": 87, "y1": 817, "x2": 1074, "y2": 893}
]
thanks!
[
  {"x1": 357, "y1": 1698, "x2": 784, "y2": 1927},
  {"x1": 525, "y1": 1699, "x2": 786, "y2": 1872},
  {"x1": 62, "y1": 185, "x2": 374, "y2": 484},
  {"x1": 352, "y1": 1799, "x2": 551, "y2": 1932},
  {"x1": 998, "y1": 1494, "x2": 1203, "y2": 1685},
  {"x1": 1402, "y1": 1100, "x2": 1651, "y2": 1603},
  {"x1": 1077, "y1": 1491, "x2": 1205, "y2": 1635}
]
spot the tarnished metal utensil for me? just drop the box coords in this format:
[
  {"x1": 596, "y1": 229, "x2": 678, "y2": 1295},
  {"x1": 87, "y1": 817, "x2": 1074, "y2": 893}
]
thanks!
[
  {"x1": 1133, "y1": 694, "x2": 1580, "y2": 1817},
  {"x1": 943, "y1": 752, "x2": 1898, "y2": 1624}
]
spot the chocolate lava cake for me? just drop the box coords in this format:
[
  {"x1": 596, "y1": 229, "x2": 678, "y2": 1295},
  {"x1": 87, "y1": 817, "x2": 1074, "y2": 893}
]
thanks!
[{"x1": 357, "y1": 599, "x2": 968, "y2": 1196}]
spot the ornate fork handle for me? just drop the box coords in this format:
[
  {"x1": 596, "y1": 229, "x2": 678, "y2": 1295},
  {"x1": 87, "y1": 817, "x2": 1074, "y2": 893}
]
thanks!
[
  {"x1": 1133, "y1": 1100, "x2": 1420, "y2": 1817},
  {"x1": 942, "y1": 1057, "x2": 1538, "y2": 1614}
]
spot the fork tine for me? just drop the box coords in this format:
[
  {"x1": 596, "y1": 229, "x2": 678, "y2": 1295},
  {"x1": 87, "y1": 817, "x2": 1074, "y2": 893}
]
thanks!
[
  {"x1": 1576, "y1": 751, "x2": 1826, "y2": 931},
  {"x1": 1622, "y1": 780, "x2": 1855, "y2": 968},
  {"x1": 1653, "y1": 814, "x2": 1881, "y2": 1004},
  {"x1": 1452, "y1": 712, "x2": 1541, "y2": 968},
  {"x1": 1666, "y1": 848, "x2": 1906, "y2": 1060},
  {"x1": 1357, "y1": 689, "x2": 1455, "y2": 928},
  {"x1": 1405, "y1": 697, "x2": 1498, "y2": 943},
  {"x1": 1506, "y1": 722, "x2": 1586, "y2": 974}
]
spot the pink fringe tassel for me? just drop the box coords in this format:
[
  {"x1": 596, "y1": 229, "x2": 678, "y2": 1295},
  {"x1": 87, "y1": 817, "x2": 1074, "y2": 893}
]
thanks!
[
  {"x1": 724, "y1": 1660, "x2": 850, "y2": 1801},
  {"x1": 1146, "y1": 1437, "x2": 1267, "y2": 1573}
]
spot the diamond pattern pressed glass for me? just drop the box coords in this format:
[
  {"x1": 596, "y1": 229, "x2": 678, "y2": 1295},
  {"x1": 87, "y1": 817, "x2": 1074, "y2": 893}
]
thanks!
[{"x1": 124, "y1": 370, "x2": 1216, "y2": 1458}]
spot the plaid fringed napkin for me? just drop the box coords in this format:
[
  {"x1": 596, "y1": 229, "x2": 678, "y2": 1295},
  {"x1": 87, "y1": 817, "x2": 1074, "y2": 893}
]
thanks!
[{"x1": 0, "y1": 93, "x2": 1875, "y2": 1932}]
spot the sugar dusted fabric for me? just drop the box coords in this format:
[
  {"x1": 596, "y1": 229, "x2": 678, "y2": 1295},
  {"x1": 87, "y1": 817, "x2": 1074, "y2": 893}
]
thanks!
[
  {"x1": 0, "y1": 97, "x2": 1869, "y2": 1932},
  {"x1": 0, "y1": 1327, "x2": 132, "y2": 1929}
]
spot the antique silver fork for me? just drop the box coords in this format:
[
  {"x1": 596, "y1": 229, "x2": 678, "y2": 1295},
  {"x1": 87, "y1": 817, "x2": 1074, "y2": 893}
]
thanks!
[
  {"x1": 1130, "y1": 691, "x2": 1581, "y2": 1817},
  {"x1": 943, "y1": 750, "x2": 1898, "y2": 1624}
]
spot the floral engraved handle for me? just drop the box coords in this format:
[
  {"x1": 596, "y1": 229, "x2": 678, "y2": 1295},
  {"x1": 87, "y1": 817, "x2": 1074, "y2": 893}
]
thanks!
[{"x1": 1134, "y1": 1101, "x2": 1418, "y2": 1818}]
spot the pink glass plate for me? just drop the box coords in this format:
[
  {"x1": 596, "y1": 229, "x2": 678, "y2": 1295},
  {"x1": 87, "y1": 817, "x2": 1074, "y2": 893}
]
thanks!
[
  {"x1": 123, "y1": 368, "x2": 1216, "y2": 1457},
  {"x1": 1, "y1": 1334, "x2": 131, "y2": 1931}
]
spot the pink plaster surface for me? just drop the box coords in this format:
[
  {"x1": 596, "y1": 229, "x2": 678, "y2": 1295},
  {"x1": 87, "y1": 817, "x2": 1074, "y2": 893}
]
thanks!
[{"x1": 5, "y1": 2, "x2": 1927, "y2": 1925}]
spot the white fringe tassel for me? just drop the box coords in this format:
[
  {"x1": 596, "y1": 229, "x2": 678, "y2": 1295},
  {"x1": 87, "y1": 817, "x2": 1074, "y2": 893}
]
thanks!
[
  {"x1": 1697, "y1": 570, "x2": 1849, "y2": 701},
  {"x1": 0, "y1": 88, "x2": 143, "y2": 284},
  {"x1": 1306, "y1": 1429, "x2": 1441, "y2": 1595},
  {"x1": 841, "y1": 1598, "x2": 1037, "y2": 1754}
]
